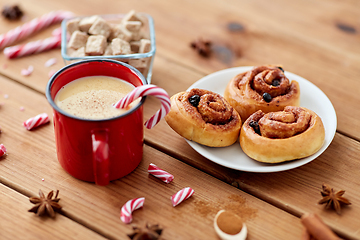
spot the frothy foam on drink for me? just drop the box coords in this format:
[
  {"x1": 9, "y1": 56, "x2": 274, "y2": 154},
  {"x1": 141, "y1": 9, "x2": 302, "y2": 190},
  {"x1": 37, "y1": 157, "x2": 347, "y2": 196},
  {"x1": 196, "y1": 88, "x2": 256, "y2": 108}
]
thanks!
[{"x1": 55, "y1": 76, "x2": 140, "y2": 119}]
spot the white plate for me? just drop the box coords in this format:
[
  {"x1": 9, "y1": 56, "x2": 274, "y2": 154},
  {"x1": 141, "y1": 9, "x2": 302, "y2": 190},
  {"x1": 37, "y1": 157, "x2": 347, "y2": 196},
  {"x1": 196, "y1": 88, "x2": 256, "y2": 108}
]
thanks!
[{"x1": 186, "y1": 67, "x2": 337, "y2": 172}]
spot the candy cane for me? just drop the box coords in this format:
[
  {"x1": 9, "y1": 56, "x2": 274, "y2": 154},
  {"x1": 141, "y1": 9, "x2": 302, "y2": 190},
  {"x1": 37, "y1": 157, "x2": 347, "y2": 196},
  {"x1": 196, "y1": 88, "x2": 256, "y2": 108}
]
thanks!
[
  {"x1": 120, "y1": 197, "x2": 145, "y2": 224},
  {"x1": 0, "y1": 10, "x2": 73, "y2": 49},
  {"x1": 0, "y1": 144, "x2": 6, "y2": 157},
  {"x1": 4, "y1": 35, "x2": 61, "y2": 59},
  {"x1": 23, "y1": 113, "x2": 49, "y2": 130},
  {"x1": 114, "y1": 84, "x2": 170, "y2": 129},
  {"x1": 148, "y1": 163, "x2": 174, "y2": 183},
  {"x1": 171, "y1": 187, "x2": 194, "y2": 207},
  {"x1": 21, "y1": 65, "x2": 34, "y2": 76},
  {"x1": 45, "y1": 58, "x2": 57, "y2": 67},
  {"x1": 51, "y1": 27, "x2": 62, "y2": 38}
]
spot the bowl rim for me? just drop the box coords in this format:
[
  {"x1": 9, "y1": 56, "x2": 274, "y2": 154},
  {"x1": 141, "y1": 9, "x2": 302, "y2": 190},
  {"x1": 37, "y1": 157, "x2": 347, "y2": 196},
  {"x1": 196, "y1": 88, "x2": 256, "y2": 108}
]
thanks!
[{"x1": 61, "y1": 13, "x2": 156, "y2": 82}]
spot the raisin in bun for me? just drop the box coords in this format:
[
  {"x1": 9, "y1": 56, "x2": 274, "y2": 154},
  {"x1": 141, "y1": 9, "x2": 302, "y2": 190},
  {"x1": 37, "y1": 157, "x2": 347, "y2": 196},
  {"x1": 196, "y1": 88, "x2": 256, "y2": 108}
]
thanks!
[
  {"x1": 165, "y1": 88, "x2": 242, "y2": 147},
  {"x1": 224, "y1": 65, "x2": 300, "y2": 122},
  {"x1": 240, "y1": 106, "x2": 325, "y2": 163}
]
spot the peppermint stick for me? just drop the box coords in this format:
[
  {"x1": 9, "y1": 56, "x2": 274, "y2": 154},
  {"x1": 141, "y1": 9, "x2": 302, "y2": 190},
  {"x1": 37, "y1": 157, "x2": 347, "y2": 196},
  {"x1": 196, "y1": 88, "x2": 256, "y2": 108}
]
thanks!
[
  {"x1": 0, "y1": 10, "x2": 73, "y2": 49},
  {"x1": 23, "y1": 113, "x2": 49, "y2": 130},
  {"x1": 0, "y1": 144, "x2": 6, "y2": 157},
  {"x1": 148, "y1": 163, "x2": 174, "y2": 183},
  {"x1": 171, "y1": 187, "x2": 194, "y2": 207},
  {"x1": 114, "y1": 84, "x2": 170, "y2": 129},
  {"x1": 4, "y1": 35, "x2": 61, "y2": 59},
  {"x1": 120, "y1": 197, "x2": 145, "y2": 224}
]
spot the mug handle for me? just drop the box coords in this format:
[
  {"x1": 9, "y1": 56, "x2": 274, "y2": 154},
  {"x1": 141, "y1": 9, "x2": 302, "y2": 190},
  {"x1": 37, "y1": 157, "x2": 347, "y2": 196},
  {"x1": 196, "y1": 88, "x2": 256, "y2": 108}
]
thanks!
[{"x1": 91, "y1": 129, "x2": 110, "y2": 186}]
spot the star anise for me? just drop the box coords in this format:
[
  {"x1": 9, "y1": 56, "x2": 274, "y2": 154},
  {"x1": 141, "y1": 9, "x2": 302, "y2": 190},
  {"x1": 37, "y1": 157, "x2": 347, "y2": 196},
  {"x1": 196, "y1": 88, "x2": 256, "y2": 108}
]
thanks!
[
  {"x1": 318, "y1": 183, "x2": 351, "y2": 215},
  {"x1": 28, "y1": 189, "x2": 62, "y2": 218},
  {"x1": 190, "y1": 38, "x2": 212, "y2": 57},
  {"x1": 1, "y1": 5, "x2": 23, "y2": 20},
  {"x1": 127, "y1": 223, "x2": 163, "y2": 240}
]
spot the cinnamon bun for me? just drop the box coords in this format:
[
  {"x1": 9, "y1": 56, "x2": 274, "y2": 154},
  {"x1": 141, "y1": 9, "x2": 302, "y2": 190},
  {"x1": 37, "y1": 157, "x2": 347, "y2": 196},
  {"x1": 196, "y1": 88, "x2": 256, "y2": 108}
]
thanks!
[
  {"x1": 165, "y1": 88, "x2": 242, "y2": 147},
  {"x1": 224, "y1": 65, "x2": 300, "y2": 122},
  {"x1": 240, "y1": 106, "x2": 325, "y2": 163}
]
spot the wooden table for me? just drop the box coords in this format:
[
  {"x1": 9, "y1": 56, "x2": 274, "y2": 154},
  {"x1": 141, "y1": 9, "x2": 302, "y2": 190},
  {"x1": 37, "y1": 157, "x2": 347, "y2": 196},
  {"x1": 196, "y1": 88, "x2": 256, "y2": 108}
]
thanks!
[{"x1": 0, "y1": 0, "x2": 359, "y2": 239}]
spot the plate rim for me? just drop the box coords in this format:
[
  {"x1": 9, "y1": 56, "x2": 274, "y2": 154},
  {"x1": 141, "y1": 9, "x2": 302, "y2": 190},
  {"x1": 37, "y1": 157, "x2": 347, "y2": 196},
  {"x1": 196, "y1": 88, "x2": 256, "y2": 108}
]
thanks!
[{"x1": 185, "y1": 66, "x2": 337, "y2": 173}]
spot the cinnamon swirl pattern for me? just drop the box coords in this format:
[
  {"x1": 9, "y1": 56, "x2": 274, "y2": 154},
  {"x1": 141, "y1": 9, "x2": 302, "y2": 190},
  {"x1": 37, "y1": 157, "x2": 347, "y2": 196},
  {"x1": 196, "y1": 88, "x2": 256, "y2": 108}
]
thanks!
[
  {"x1": 165, "y1": 88, "x2": 242, "y2": 147},
  {"x1": 224, "y1": 65, "x2": 300, "y2": 121},
  {"x1": 240, "y1": 106, "x2": 325, "y2": 163}
]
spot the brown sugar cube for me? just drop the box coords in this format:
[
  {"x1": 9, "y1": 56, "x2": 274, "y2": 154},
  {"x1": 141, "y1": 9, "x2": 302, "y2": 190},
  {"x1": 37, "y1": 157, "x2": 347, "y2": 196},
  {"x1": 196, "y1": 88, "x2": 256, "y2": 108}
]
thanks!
[
  {"x1": 125, "y1": 21, "x2": 142, "y2": 32},
  {"x1": 141, "y1": 31, "x2": 150, "y2": 40},
  {"x1": 66, "y1": 18, "x2": 80, "y2": 35},
  {"x1": 104, "y1": 44, "x2": 113, "y2": 55},
  {"x1": 85, "y1": 35, "x2": 107, "y2": 55},
  {"x1": 107, "y1": 23, "x2": 116, "y2": 39},
  {"x1": 121, "y1": 10, "x2": 142, "y2": 23},
  {"x1": 139, "y1": 39, "x2": 151, "y2": 53},
  {"x1": 66, "y1": 47, "x2": 76, "y2": 56},
  {"x1": 130, "y1": 41, "x2": 141, "y2": 53},
  {"x1": 137, "y1": 67, "x2": 148, "y2": 77},
  {"x1": 68, "y1": 30, "x2": 89, "y2": 50},
  {"x1": 88, "y1": 17, "x2": 112, "y2": 38},
  {"x1": 133, "y1": 31, "x2": 150, "y2": 42},
  {"x1": 70, "y1": 47, "x2": 86, "y2": 57},
  {"x1": 109, "y1": 24, "x2": 132, "y2": 42},
  {"x1": 79, "y1": 15, "x2": 100, "y2": 33},
  {"x1": 131, "y1": 31, "x2": 143, "y2": 41},
  {"x1": 111, "y1": 38, "x2": 131, "y2": 55},
  {"x1": 128, "y1": 58, "x2": 149, "y2": 68}
]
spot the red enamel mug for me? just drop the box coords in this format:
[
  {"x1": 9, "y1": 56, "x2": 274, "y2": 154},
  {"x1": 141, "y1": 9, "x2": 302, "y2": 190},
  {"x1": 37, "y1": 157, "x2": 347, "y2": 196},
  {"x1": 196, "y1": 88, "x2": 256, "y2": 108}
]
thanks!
[{"x1": 46, "y1": 59, "x2": 147, "y2": 186}]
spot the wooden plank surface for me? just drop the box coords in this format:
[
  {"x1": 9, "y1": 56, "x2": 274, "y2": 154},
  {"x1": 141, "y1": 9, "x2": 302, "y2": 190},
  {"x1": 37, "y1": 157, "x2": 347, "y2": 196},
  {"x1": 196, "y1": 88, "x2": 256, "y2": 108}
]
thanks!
[
  {"x1": 1, "y1": 0, "x2": 360, "y2": 139},
  {"x1": 0, "y1": 75, "x2": 308, "y2": 239},
  {"x1": 144, "y1": 101, "x2": 360, "y2": 239},
  {"x1": 143, "y1": 58, "x2": 360, "y2": 239},
  {"x1": 1, "y1": 0, "x2": 359, "y2": 239},
  {"x1": 0, "y1": 183, "x2": 106, "y2": 240}
]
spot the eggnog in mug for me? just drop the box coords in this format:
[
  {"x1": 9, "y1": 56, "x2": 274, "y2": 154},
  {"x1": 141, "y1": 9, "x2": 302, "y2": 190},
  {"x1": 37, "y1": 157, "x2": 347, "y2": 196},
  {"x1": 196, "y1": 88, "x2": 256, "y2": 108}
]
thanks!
[{"x1": 54, "y1": 75, "x2": 139, "y2": 119}]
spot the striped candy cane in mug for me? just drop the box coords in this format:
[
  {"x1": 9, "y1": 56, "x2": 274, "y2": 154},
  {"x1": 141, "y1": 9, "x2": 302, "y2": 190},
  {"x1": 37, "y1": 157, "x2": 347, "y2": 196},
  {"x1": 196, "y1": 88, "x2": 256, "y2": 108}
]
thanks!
[{"x1": 114, "y1": 84, "x2": 171, "y2": 129}]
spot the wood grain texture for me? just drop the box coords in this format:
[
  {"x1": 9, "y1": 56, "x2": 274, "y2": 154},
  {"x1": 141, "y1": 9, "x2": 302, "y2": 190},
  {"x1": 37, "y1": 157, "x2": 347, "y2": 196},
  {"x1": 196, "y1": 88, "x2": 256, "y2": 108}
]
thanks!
[
  {"x1": 0, "y1": 76, "x2": 306, "y2": 239},
  {"x1": 144, "y1": 114, "x2": 360, "y2": 239},
  {"x1": 146, "y1": 56, "x2": 360, "y2": 239},
  {"x1": 0, "y1": 0, "x2": 359, "y2": 239},
  {"x1": 0, "y1": 184, "x2": 106, "y2": 240},
  {"x1": 0, "y1": 0, "x2": 360, "y2": 139},
  {"x1": 143, "y1": 57, "x2": 360, "y2": 239}
]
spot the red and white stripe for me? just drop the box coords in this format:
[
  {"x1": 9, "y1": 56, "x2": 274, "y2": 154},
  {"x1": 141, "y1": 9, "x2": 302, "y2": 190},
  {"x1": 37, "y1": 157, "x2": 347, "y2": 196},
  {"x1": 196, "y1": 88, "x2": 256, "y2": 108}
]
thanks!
[
  {"x1": 0, "y1": 144, "x2": 6, "y2": 157},
  {"x1": 4, "y1": 35, "x2": 61, "y2": 59},
  {"x1": 0, "y1": 10, "x2": 73, "y2": 50},
  {"x1": 114, "y1": 84, "x2": 171, "y2": 129},
  {"x1": 51, "y1": 27, "x2": 63, "y2": 38},
  {"x1": 44, "y1": 58, "x2": 57, "y2": 67},
  {"x1": 21, "y1": 65, "x2": 34, "y2": 76},
  {"x1": 23, "y1": 113, "x2": 50, "y2": 130},
  {"x1": 148, "y1": 163, "x2": 174, "y2": 183},
  {"x1": 120, "y1": 197, "x2": 145, "y2": 224},
  {"x1": 171, "y1": 187, "x2": 194, "y2": 207}
]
